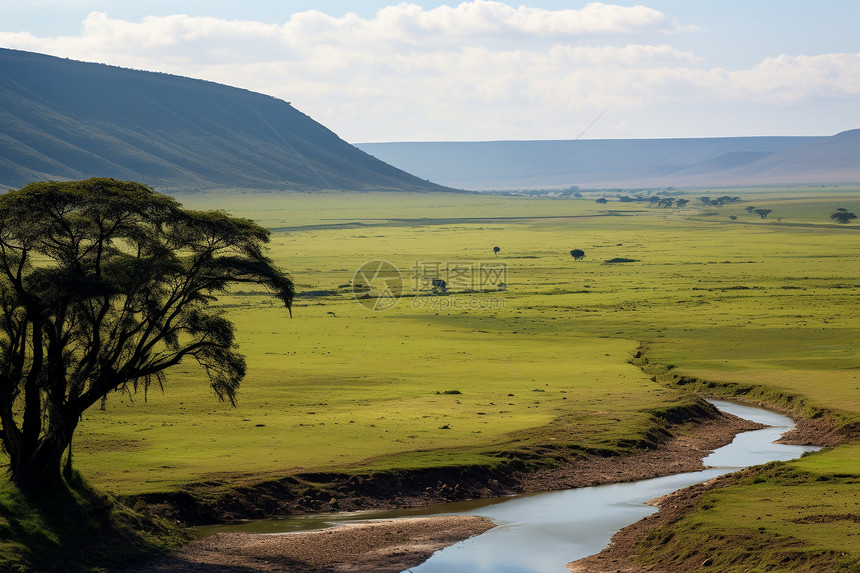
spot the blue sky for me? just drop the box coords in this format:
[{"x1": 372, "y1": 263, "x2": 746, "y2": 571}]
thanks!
[{"x1": 2, "y1": 1, "x2": 859, "y2": 142}]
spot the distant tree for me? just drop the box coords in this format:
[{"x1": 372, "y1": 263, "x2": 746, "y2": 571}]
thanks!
[
  {"x1": 431, "y1": 278, "x2": 447, "y2": 293},
  {"x1": 595, "y1": 198, "x2": 608, "y2": 204},
  {"x1": 745, "y1": 206, "x2": 756, "y2": 214},
  {"x1": 570, "y1": 249, "x2": 586, "y2": 260},
  {"x1": 708, "y1": 196, "x2": 739, "y2": 207},
  {"x1": 835, "y1": 207, "x2": 848, "y2": 212},
  {"x1": 675, "y1": 199, "x2": 689, "y2": 208},
  {"x1": 729, "y1": 215, "x2": 738, "y2": 220},
  {"x1": 604, "y1": 257, "x2": 639, "y2": 263},
  {"x1": 831, "y1": 211, "x2": 858, "y2": 224},
  {"x1": 657, "y1": 198, "x2": 675, "y2": 208},
  {"x1": 618, "y1": 196, "x2": 636, "y2": 203},
  {"x1": 699, "y1": 196, "x2": 711, "y2": 205},
  {"x1": 493, "y1": 246, "x2": 501, "y2": 256},
  {"x1": 754, "y1": 208, "x2": 772, "y2": 219},
  {"x1": 0, "y1": 179, "x2": 294, "y2": 493}
]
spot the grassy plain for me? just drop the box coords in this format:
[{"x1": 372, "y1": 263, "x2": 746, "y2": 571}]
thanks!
[
  {"x1": 70, "y1": 192, "x2": 694, "y2": 494},
  {"x1": 3, "y1": 187, "x2": 859, "y2": 569}
]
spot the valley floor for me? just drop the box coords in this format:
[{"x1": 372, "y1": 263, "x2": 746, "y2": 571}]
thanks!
[{"x1": 6, "y1": 189, "x2": 858, "y2": 572}]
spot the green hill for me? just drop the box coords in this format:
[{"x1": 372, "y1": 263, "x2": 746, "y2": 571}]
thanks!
[{"x1": 0, "y1": 48, "x2": 451, "y2": 193}]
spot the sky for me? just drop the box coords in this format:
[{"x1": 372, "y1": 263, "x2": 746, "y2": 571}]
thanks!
[{"x1": 2, "y1": 1, "x2": 859, "y2": 143}]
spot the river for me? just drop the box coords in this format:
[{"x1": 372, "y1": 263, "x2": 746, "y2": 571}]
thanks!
[{"x1": 192, "y1": 400, "x2": 820, "y2": 573}]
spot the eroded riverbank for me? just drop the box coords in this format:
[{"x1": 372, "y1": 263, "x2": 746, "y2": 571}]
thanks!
[
  {"x1": 139, "y1": 402, "x2": 760, "y2": 528},
  {"x1": 131, "y1": 404, "x2": 779, "y2": 572},
  {"x1": 403, "y1": 401, "x2": 820, "y2": 572}
]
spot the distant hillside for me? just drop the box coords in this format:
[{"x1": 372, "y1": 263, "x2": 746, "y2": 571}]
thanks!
[
  {"x1": 0, "y1": 48, "x2": 451, "y2": 193},
  {"x1": 357, "y1": 132, "x2": 860, "y2": 190}
]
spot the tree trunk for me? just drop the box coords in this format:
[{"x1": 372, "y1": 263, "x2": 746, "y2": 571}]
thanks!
[
  {"x1": 63, "y1": 435, "x2": 73, "y2": 481},
  {"x1": 5, "y1": 407, "x2": 79, "y2": 496},
  {"x1": 9, "y1": 438, "x2": 68, "y2": 495}
]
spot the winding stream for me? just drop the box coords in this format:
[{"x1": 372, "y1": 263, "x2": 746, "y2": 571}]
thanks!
[
  {"x1": 405, "y1": 400, "x2": 819, "y2": 573},
  {"x1": 192, "y1": 401, "x2": 820, "y2": 573}
]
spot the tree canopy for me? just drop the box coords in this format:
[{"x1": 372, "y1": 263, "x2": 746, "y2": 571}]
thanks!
[
  {"x1": 0, "y1": 179, "x2": 294, "y2": 492},
  {"x1": 830, "y1": 210, "x2": 857, "y2": 224}
]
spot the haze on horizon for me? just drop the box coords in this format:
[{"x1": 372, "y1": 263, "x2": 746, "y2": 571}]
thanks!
[{"x1": 2, "y1": 0, "x2": 859, "y2": 143}]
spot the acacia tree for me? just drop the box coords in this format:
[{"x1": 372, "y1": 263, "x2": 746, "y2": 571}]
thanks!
[
  {"x1": 0, "y1": 179, "x2": 294, "y2": 493},
  {"x1": 831, "y1": 210, "x2": 857, "y2": 224}
]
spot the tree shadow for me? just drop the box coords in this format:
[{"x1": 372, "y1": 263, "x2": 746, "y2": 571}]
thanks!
[
  {"x1": 1, "y1": 473, "x2": 185, "y2": 573},
  {"x1": 126, "y1": 556, "x2": 271, "y2": 573}
]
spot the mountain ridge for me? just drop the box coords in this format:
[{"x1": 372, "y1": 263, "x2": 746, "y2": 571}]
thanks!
[
  {"x1": 4, "y1": 48, "x2": 857, "y2": 193},
  {"x1": 0, "y1": 48, "x2": 452, "y2": 193},
  {"x1": 357, "y1": 131, "x2": 860, "y2": 190}
]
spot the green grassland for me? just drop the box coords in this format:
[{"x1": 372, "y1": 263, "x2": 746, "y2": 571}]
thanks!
[
  {"x1": 3, "y1": 187, "x2": 859, "y2": 569},
  {"x1": 636, "y1": 449, "x2": 860, "y2": 572}
]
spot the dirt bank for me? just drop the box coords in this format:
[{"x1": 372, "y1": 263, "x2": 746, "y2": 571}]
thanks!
[
  {"x1": 130, "y1": 410, "x2": 768, "y2": 573},
  {"x1": 129, "y1": 515, "x2": 494, "y2": 573},
  {"x1": 566, "y1": 411, "x2": 847, "y2": 573},
  {"x1": 139, "y1": 407, "x2": 764, "y2": 526},
  {"x1": 507, "y1": 411, "x2": 762, "y2": 493}
]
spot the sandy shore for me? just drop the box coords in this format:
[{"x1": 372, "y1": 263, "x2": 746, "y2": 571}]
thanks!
[
  {"x1": 129, "y1": 515, "x2": 494, "y2": 573},
  {"x1": 130, "y1": 411, "x2": 777, "y2": 573}
]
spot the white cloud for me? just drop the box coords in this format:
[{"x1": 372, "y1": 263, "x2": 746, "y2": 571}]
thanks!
[
  {"x1": 730, "y1": 53, "x2": 860, "y2": 102},
  {"x1": 1, "y1": 2, "x2": 858, "y2": 140},
  {"x1": 367, "y1": 1, "x2": 678, "y2": 38}
]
